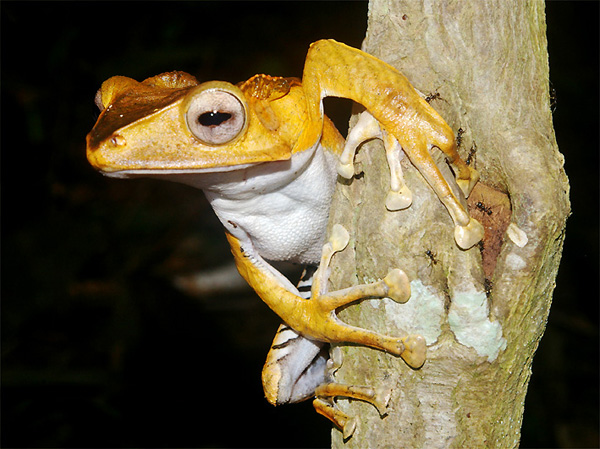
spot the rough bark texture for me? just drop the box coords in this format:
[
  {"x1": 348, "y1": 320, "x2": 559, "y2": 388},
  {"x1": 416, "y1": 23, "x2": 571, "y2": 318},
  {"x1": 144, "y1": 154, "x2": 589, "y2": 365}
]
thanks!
[{"x1": 328, "y1": 1, "x2": 570, "y2": 448}]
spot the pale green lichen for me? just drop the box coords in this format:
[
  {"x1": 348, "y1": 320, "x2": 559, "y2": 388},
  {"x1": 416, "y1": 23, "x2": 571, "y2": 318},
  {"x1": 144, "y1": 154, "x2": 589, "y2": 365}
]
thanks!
[
  {"x1": 384, "y1": 279, "x2": 445, "y2": 345},
  {"x1": 448, "y1": 288, "x2": 507, "y2": 361}
]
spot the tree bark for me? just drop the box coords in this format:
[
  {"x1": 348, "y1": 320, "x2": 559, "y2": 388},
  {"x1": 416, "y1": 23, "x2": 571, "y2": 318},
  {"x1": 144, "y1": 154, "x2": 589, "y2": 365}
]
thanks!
[{"x1": 328, "y1": 0, "x2": 570, "y2": 447}]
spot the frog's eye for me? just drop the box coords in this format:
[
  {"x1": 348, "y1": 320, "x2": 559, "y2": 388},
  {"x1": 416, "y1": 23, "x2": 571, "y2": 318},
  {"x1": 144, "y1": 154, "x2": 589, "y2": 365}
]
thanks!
[{"x1": 184, "y1": 86, "x2": 247, "y2": 145}]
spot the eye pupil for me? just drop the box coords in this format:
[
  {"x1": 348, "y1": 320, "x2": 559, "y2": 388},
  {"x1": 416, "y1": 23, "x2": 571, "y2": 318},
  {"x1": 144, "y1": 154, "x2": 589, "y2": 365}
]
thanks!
[
  {"x1": 185, "y1": 86, "x2": 247, "y2": 145},
  {"x1": 198, "y1": 111, "x2": 232, "y2": 127}
]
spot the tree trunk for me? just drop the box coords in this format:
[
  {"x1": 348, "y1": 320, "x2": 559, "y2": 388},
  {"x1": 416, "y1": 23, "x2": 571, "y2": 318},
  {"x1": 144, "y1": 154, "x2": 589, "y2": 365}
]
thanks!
[{"x1": 328, "y1": 0, "x2": 570, "y2": 447}]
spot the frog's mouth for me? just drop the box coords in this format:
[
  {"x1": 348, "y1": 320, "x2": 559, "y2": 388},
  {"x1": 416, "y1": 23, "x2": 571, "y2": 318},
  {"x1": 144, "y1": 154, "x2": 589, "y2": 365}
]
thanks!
[
  {"x1": 98, "y1": 164, "x2": 258, "y2": 179},
  {"x1": 93, "y1": 150, "x2": 312, "y2": 194}
]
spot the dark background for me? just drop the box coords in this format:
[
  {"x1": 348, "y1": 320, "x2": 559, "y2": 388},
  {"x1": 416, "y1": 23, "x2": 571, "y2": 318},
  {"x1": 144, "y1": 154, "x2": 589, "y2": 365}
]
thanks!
[{"x1": 2, "y1": 2, "x2": 598, "y2": 448}]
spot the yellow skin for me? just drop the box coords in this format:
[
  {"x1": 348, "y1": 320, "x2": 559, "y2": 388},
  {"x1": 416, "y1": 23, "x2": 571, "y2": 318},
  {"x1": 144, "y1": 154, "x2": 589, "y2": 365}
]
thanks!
[{"x1": 87, "y1": 39, "x2": 483, "y2": 436}]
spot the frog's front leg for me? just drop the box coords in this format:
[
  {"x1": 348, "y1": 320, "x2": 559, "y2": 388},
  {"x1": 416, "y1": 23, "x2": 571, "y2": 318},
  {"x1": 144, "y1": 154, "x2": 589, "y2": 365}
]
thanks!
[
  {"x1": 301, "y1": 40, "x2": 484, "y2": 249},
  {"x1": 341, "y1": 110, "x2": 483, "y2": 249},
  {"x1": 339, "y1": 111, "x2": 414, "y2": 211},
  {"x1": 225, "y1": 226, "x2": 426, "y2": 365},
  {"x1": 310, "y1": 224, "x2": 426, "y2": 367},
  {"x1": 228, "y1": 224, "x2": 424, "y2": 436}
]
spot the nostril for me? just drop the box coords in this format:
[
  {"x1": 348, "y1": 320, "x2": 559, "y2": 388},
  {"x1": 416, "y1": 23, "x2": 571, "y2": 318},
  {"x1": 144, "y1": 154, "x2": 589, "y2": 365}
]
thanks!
[{"x1": 110, "y1": 134, "x2": 126, "y2": 146}]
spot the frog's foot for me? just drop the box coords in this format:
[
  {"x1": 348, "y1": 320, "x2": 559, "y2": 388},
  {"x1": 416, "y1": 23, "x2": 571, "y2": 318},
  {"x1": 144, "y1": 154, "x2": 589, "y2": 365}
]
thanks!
[
  {"x1": 327, "y1": 345, "x2": 344, "y2": 376},
  {"x1": 454, "y1": 162, "x2": 479, "y2": 198},
  {"x1": 316, "y1": 382, "x2": 393, "y2": 416},
  {"x1": 339, "y1": 111, "x2": 482, "y2": 248},
  {"x1": 383, "y1": 130, "x2": 413, "y2": 210},
  {"x1": 306, "y1": 225, "x2": 427, "y2": 366},
  {"x1": 339, "y1": 111, "x2": 413, "y2": 210},
  {"x1": 338, "y1": 110, "x2": 382, "y2": 179},
  {"x1": 313, "y1": 382, "x2": 394, "y2": 439},
  {"x1": 314, "y1": 398, "x2": 358, "y2": 439},
  {"x1": 455, "y1": 217, "x2": 485, "y2": 250},
  {"x1": 312, "y1": 225, "x2": 410, "y2": 305},
  {"x1": 385, "y1": 134, "x2": 483, "y2": 249},
  {"x1": 395, "y1": 141, "x2": 483, "y2": 249},
  {"x1": 399, "y1": 334, "x2": 427, "y2": 369}
]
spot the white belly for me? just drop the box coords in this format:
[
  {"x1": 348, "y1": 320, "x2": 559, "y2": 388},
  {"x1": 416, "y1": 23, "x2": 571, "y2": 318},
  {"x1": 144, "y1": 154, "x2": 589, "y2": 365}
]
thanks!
[{"x1": 204, "y1": 143, "x2": 338, "y2": 264}]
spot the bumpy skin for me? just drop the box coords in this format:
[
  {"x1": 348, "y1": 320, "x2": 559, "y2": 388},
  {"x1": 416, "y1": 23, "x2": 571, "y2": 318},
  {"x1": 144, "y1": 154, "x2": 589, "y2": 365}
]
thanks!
[{"x1": 86, "y1": 39, "x2": 482, "y2": 436}]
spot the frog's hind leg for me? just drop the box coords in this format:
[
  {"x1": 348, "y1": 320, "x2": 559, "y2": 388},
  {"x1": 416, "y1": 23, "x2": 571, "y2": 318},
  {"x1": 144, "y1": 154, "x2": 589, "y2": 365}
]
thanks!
[
  {"x1": 313, "y1": 383, "x2": 393, "y2": 439},
  {"x1": 262, "y1": 266, "x2": 330, "y2": 406},
  {"x1": 316, "y1": 383, "x2": 392, "y2": 416},
  {"x1": 262, "y1": 321, "x2": 396, "y2": 440},
  {"x1": 262, "y1": 323, "x2": 330, "y2": 406},
  {"x1": 311, "y1": 347, "x2": 394, "y2": 439},
  {"x1": 263, "y1": 225, "x2": 426, "y2": 438},
  {"x1": 313, "y1": 398, "x2": 358, "y2": 440}
]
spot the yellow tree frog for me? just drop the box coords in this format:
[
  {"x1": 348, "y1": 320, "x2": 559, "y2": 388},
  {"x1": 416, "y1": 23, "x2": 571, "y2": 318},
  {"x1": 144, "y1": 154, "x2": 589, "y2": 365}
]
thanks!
[{"x1": 86, "y1": 39, "x2": 483, "y2": 437}]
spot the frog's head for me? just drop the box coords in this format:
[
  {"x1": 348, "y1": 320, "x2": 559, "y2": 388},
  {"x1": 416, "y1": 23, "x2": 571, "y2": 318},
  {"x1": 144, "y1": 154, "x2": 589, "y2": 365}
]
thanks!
[{"x1": 86, "y1": 71, "x2": 299, "y2": 177}]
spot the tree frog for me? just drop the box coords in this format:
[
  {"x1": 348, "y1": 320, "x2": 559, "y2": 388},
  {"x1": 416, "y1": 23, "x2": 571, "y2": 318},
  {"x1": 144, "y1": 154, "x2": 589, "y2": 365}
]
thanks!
[{"x1": 87, "y1": 39, "x2": 483, "y2": 437}]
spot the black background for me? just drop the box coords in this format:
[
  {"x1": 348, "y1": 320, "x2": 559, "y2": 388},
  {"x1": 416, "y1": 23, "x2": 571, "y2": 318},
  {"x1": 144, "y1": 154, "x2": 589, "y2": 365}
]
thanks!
[{"x1": 2, "y1": 2, "x2": 598, "y2": 447}]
